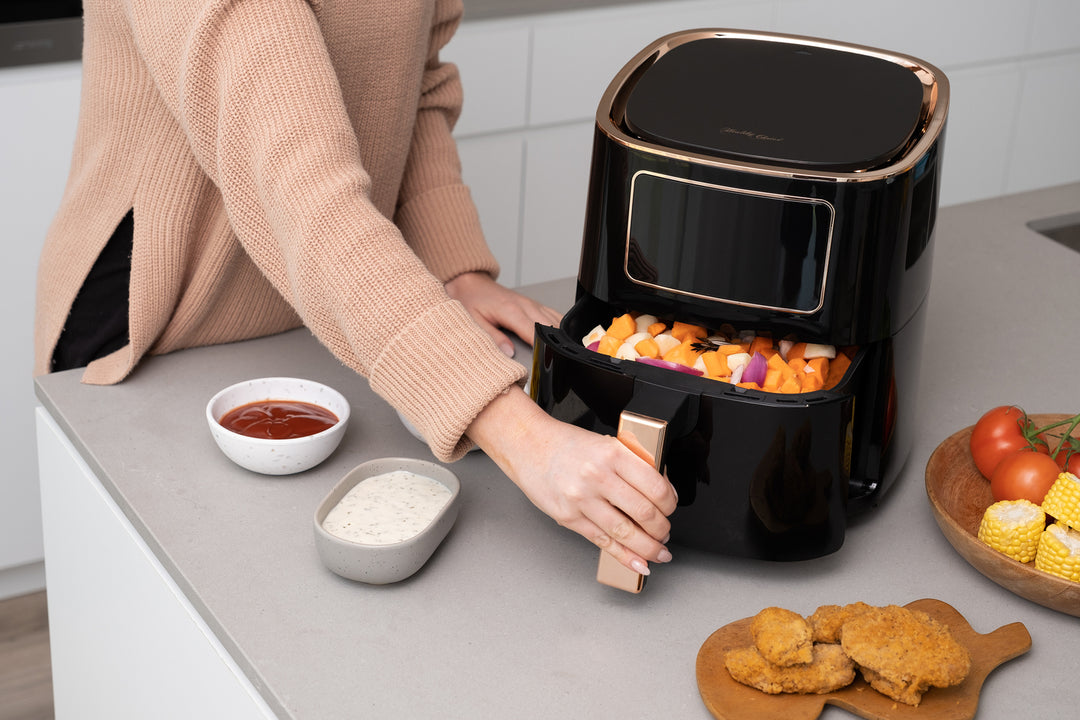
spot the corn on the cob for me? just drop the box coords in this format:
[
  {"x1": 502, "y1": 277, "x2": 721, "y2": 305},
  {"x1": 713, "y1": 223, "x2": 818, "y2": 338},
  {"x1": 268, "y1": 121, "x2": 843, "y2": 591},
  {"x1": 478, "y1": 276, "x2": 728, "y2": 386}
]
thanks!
[
  {"x1": 1041, "y1": 472, "x2": 1080, "y2": 530},
  {"x1": 1034, "y1": 522, "x2": 1080, "y2": 582},
  {"x1": 977, "y1": 500, "x2": 1046, "y2": 563}
]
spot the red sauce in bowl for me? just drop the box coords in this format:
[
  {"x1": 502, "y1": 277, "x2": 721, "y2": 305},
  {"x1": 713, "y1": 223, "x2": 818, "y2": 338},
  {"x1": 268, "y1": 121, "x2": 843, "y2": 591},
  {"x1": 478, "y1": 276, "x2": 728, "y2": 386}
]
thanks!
[{"x1": 219, "y1": 400, "x2": 338, "y2": 440}]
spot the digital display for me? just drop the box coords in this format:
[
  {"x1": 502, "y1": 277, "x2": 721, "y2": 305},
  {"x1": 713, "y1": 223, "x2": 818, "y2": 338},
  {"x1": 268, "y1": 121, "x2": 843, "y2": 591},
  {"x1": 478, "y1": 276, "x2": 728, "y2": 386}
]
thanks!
[{"x1": 625, "y1": 172, "x2": 834, "y2": 314}]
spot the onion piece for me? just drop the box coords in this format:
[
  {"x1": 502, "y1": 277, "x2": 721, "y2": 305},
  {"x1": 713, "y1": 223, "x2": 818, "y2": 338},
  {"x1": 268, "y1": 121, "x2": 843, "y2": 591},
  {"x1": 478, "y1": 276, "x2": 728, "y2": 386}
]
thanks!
[
  {"x1": 636, "y1": 357, "x2": 703, "y2": 376},
  {"x1": 743, "y1": 352, "x2": 768, "y2": 386},
  {"x1": 587, "y1": 341, "x2": 600, "y2": 352},
  {"x1": 730, "y1": 365, "x2": 745, "y2": 385}
]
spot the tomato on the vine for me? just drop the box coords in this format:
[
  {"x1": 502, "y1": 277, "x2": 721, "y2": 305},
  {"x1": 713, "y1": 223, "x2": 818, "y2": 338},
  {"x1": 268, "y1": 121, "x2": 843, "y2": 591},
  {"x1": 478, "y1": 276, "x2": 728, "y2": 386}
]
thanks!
[
  {"x1": 990, "y1": 449, "x2": 1060, "y2": 504},
  {"x1": 1048, "y1": 438, "x2": 1080, "y2": 476},
  {"x1": 970, "y1": 406, "x2": 1042, "y2": 479}
]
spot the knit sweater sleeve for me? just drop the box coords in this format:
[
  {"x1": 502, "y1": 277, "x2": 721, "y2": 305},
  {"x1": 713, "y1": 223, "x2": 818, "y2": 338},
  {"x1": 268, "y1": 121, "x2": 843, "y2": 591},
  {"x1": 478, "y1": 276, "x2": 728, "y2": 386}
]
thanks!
[
  {"x1": 118, "y1": 0, "x2": 525, "y2": 460},
  {"x1": 393, "y1": 1, "x2": 500, "y2": 283}
]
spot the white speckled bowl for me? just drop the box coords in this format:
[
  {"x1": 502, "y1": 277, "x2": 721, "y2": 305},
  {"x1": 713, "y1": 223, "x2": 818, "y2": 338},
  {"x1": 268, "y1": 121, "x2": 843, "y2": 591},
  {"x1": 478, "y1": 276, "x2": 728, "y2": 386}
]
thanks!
[
  {"x1": 313, "y1": 458, "x2": 461, "y2": 584},
  {"x1": 206, "y1": 377, "x2": 350, "y2": 475}
]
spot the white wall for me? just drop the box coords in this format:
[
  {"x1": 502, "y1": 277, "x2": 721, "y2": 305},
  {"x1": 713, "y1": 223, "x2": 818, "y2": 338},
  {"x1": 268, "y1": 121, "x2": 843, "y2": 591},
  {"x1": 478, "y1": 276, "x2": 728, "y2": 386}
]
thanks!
[
  {"x1": 4, "y1": 0, "x2": 1080, "y2": 598},
  {"x1": 447, "y1": 0, "x2": 1080, "y2": 286}
]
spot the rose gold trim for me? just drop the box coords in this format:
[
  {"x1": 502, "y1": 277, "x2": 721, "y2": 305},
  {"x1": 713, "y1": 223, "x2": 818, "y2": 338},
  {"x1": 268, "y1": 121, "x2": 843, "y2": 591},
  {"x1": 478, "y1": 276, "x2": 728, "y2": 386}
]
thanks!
[
  {"x1": 596, "y1": 29, "x2": 950, "y2": 183},
  {"x1": 624, "y1": 170, "x2": 836, "y2": 314}
]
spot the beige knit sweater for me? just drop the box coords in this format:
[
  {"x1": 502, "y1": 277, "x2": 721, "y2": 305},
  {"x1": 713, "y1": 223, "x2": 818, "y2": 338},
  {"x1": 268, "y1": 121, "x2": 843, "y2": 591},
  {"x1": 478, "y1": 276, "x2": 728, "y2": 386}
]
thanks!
[{"x1": 33, "y1": 0, "x2": 526, "y2": 461}]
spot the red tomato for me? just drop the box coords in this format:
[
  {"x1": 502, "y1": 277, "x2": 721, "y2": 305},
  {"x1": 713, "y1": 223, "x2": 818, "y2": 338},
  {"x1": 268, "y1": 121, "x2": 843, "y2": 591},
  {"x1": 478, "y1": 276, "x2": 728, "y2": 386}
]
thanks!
[
  {"x1": 990, "y1": 449, "x2": 1060, "y2": 504},
  {"x1": 970, "y1": 406, "x2": 1034, "y2": 479},
  {"x1": 1048, "y1": 438, "x2": 1080, "y2": 476}
]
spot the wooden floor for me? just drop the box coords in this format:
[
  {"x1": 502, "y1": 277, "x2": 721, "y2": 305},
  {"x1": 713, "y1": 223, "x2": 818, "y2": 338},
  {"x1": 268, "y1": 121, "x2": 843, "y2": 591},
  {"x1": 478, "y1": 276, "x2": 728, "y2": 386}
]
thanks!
[{"x1": 0, "y1": 591, "x2": 53, "y2": 720}]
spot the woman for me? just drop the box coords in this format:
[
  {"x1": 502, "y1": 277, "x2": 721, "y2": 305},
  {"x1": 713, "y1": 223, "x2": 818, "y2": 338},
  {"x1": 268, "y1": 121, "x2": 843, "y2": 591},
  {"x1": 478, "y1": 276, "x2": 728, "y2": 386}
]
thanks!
[{"x1": 34, "y1": 0, "x2": 675, "y2": 576}]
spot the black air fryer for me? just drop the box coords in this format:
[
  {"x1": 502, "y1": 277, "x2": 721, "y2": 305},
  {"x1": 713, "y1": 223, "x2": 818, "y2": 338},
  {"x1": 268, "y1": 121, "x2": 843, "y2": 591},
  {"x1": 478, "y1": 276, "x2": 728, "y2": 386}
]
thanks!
[{"x1": 531, "y1": 30, "x2": 949, "y2": 561}]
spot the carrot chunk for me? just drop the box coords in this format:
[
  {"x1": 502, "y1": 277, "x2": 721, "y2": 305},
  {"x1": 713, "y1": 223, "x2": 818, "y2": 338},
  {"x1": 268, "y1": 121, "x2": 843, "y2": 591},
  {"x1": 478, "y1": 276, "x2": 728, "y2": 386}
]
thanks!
[
  {"x1": 671, "y1": 321, "x2": 708, "y2": 342},
  {"x1": 607, "y1": 313, "x2": 636, "y2": 341}
]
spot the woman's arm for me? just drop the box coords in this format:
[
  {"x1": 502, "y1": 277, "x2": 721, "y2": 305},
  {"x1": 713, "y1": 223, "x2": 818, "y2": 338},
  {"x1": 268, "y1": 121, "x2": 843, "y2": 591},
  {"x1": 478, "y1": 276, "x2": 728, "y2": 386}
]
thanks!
[{"x1": 468, "y1": 386, "x2": 677, "y2": 574}]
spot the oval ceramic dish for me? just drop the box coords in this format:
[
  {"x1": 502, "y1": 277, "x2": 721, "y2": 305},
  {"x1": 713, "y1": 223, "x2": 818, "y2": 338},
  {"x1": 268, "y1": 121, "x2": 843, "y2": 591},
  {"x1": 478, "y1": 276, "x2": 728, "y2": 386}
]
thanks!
[
  {"x1": 206, "y1": 377, "x2": 350, "y2": 475},
  {"x1": 313, "y1": 458, "x2": 461, "y2": 584},
  {"x1": 925, "y1": 414, "x2": 1080, "y2": 618}
]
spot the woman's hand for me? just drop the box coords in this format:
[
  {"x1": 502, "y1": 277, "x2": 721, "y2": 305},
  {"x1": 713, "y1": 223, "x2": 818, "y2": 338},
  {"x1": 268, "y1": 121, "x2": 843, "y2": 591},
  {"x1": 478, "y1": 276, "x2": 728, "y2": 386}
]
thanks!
[
  {"x1": 445, "y1": 272, "x2": 562, "y2": 357},
  {"x1": 468, "y1": 386, "x2": 677, "y2": 575}
]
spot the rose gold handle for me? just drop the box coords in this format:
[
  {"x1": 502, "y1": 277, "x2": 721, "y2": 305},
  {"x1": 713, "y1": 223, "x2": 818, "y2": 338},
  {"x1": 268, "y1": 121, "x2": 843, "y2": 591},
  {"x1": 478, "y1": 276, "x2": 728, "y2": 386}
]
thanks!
[{"x1": 596, "y1": 411, "x2": 668, "y2": 593}]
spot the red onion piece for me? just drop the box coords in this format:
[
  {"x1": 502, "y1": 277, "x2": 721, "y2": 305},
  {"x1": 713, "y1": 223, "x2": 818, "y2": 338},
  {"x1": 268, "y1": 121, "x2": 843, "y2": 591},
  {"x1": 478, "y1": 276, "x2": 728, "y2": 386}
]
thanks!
[
  {"x1": 587, "y1": 341, "x2": 600, "y2": 352},
  {"x1": 636, "y1": 357, "x2": 703, "y2": 376},
  {"x1": 743, "y1": 352, "x2": 768, "y2": 385}
]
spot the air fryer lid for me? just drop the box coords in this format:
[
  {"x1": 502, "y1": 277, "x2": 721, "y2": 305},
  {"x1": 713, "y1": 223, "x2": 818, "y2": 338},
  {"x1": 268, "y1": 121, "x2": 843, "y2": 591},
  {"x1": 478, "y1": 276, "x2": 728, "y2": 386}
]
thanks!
[{"x1": 623, "y1": 36, "x2": 926, "y2": 171}]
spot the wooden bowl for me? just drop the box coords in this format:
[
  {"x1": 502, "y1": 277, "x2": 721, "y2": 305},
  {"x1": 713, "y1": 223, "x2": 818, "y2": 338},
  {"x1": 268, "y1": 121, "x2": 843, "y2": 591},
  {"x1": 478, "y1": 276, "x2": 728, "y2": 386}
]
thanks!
[{"x1": 924, "y1": 414, "x2": 1080, "y2": 618}]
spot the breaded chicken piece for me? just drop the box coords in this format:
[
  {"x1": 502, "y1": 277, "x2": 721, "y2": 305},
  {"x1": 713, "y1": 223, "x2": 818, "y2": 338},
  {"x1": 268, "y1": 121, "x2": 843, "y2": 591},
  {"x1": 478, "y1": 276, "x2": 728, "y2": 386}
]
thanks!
[
  {"x1": 750, "y1": 606, "x2": 813, "y2": 666},
  {"x1": 725, "y1": 643, "x2": 855, "y2": 695},
  {"x1": 808, "y1": 601, "x2": 874, "y2": 643},
  {"x1": 840, "y1": 605, "x2": 971, "y2": 706}
]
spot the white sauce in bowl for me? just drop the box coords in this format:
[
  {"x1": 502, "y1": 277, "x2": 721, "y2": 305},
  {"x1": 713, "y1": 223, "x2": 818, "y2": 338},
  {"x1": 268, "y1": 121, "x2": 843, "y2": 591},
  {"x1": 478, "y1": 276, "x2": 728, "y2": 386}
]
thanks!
[{"x1": 322, "y1": 470, "x2": 453, "y2": 545}]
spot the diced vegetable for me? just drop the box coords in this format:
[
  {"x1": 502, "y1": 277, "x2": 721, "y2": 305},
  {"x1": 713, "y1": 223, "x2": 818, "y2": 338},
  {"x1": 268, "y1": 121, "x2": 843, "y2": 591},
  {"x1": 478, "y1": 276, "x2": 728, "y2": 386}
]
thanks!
[
  {"x1": 653, "y1": 333, "x2": 681, "y2": 356},
  {"x1": 607, "y1": 313, "x2": 637, "y2": 340},
  {"x1": 743, "y1": 352, "x2": 768, "y2": 386},
  {"x1": 634, "y1": 336, "x2": 660, "y2": 359},
  {"x1": 597, "y1": 335, "x2": 621, "y2": 356},
  {"x1": 702, "y1": 351, "x2": 730, "y2": 378},
  {"x1": 581, "y1": 311, "x2": 853, "y2": 394},
  {"x1": 582, "y1": 325, "x2": 606, "y2": 347},
  {"x1": 977, "y1": 500, "x2": 1045, "y2": 563},
  {"x1": 803, "y1": 343, "x2": 837, "y2": 359},
  {"x1": 1034, "y1": 522, "x2": 1080, "y2": 581},
  {"x1": 671, "y1": 321, "x2": 708, "y2": 342},
  {"x1": 634, "y1": 314, "x2": 659, "y2": 334}
]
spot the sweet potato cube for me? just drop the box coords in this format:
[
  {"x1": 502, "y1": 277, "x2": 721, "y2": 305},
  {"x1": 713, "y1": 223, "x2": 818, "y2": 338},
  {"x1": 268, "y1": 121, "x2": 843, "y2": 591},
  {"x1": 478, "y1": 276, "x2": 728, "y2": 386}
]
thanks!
[
  {"x1": 634, "y1": 336, "x2": 661, "y2": 359},
  {"x1": 671, "y1": 321, "x2": 708, "y2": 342},
  {"x1": 824, "y1": 353, "x2": 851, "y2": 389},
  {"x1": 748, "y1": 335, "x2": 775, "y2": 357},
  {"x1": 597, "y1": 334, "x2": 622, "y2": 357},
  {"x1": 763, "y1": 368, "x2": 783, "y2": 391},
  {"x1": 801, "y1": 371, "x2": 825, "y2": 392},
  {"x1": 714, "y1": 344, "x2": 746, "y2": 356},
  {"x1": 702, "y1": 351, "x2": 730, "y2": 378},
  {"x1": 662, "y1": 340, "x2": 701, "y2": 368},
  {"x1": 807, "y1": 357, "x2": 829, "y2": 378},
  {"x1": 779, "y1": 375, "x2": 803, "y2": 394},
  {"x1": 607, "y1": 313, "x2": 637, "y2": 341},
  {"x1": 786, "y1": 342, "x2": 808, "y2": 361},
  {"x1": 647, "y1": 321, "x2": 667, "y2": 337}
]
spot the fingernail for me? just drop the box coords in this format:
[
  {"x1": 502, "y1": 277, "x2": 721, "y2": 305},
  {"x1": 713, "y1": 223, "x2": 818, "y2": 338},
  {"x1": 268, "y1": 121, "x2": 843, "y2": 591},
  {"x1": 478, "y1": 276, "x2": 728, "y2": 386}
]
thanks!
[
  {"x1": 657, "y1": 548, "x2": 673, "y2": 563},
  {"x1": 662, "y1": 533, "x2": 671, "y2": 544},
  {"x1": 631, "y1": 559, "x2": 650, "y2": 576},
  {"x1": 500, "y1": 343, "x2": 515, "y2": 357}
]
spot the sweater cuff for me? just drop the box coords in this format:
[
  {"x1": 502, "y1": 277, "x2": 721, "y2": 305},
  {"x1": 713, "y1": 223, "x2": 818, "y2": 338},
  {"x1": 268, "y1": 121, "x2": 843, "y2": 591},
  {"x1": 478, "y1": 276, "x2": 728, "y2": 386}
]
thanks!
[
  {"x1": 395, "y1": 184, "x2": 500, "y2": 283},
  {"x1": 368, "y1": 299, "x2": 527, "y2": 461}
]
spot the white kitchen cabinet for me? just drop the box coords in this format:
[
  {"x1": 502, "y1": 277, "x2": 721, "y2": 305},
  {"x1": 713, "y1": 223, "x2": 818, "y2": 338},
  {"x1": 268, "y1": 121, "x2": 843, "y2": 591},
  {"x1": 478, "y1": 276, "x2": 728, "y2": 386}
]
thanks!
[{"x1": 37, "y1": 409, "x2": 277, "y2": 719}]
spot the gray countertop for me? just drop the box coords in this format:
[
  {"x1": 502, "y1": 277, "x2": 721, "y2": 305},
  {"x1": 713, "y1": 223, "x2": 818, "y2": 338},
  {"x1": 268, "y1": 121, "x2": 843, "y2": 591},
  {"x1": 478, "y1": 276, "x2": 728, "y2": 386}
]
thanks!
[{"x1": 36, "y1": 183, "x2": 1080, "y2": 718}]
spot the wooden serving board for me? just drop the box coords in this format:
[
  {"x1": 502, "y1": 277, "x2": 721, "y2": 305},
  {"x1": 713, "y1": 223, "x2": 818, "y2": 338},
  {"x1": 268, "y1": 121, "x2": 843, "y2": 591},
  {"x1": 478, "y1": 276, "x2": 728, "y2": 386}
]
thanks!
[{"x1": 696, "y1": 599, "x2": 1030, "y2": 720}]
